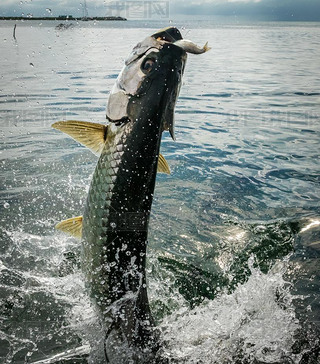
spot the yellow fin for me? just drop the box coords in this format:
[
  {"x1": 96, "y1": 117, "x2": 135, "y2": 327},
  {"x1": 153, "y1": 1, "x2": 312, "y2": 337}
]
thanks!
[
  {"x1": 157, "y1": 153, "x2": 170, "y2": 174},
  {"x1": 56, "y1": 216, "x2": 83, "y2": 238},
  {"x1": 52, "y1": 120, "x2": 107, "y2": 155}
]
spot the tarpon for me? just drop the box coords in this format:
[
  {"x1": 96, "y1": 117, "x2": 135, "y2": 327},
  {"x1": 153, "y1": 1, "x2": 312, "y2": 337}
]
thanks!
[{"x1": 53, "y1": 27, "x2": 209, "y2": 363}]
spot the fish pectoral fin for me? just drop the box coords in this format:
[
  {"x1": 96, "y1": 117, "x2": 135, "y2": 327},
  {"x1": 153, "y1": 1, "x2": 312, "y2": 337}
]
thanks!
[
  {"x1": 52, "y1": 120, "x2": 108, "y2": 156},
  {"x1": 56, "y1": 216, "x2": 83, "y2": 238},
  {"x1": 157, "y1": 154, "x2": 171, "y2": 174}
]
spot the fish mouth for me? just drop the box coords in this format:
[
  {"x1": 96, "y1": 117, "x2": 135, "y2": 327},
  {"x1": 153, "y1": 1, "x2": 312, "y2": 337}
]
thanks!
[
  {"x1": 124, "y1": 27, "x2": 209, "y2": 68},
  {"x1": 152, "y1": 26, "x2": 183, "y2": 43},
  {"x1": 152, "y1": 27, "x2": 211, "y2": 54}
]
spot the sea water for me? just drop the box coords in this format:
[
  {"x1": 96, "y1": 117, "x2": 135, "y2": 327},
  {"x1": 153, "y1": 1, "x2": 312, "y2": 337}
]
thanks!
[{"x1": 0, "y1": 19, "x2": 319, "y2": 363}]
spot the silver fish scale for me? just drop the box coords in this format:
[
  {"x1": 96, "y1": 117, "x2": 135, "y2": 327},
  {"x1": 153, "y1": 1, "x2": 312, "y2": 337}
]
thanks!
[{"x1": 81, "y1": 122, "x2": 133, "y2": 299}]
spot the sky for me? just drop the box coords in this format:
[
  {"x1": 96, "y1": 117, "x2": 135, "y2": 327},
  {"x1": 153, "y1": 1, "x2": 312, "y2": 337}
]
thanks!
[{"x1": 0, "y1": 0, "x2": 320, "y2": 21}]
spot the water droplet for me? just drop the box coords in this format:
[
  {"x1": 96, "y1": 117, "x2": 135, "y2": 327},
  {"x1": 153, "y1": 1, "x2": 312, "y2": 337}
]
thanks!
[
  {"x1": 110, "y1": 222, "x2": 116, "y2": 228},
  {"x1": 4, "y1": 202, "x2": 10, "y2": 209}
]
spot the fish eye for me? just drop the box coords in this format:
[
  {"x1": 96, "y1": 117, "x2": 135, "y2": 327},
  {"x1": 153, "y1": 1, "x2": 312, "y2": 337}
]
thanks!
[{"x1": 141, "y1": 58, "x2": 156, "y2": 73}]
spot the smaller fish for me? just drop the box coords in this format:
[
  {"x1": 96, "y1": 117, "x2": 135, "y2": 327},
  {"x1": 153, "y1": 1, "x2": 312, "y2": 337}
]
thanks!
[{"x1": 173, "y1": 40, "x2": 211, "y2": 54}]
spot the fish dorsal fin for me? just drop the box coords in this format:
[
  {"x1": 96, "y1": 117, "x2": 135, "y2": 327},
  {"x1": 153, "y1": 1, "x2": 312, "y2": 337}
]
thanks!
[
  {"x1": 56, "y1": 216, "x2": 83, "y2": 238},
  {"x1": 157, "y1": 153, "x2": 170, "y2": 174},
  {"x1": 52, "y1": 120, "x2": 107, "y2": 156}
]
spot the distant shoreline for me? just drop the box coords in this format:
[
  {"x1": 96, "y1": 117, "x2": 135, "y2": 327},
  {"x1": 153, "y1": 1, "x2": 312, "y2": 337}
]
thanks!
[{"x1": 0, "y1": 16, "x2": 127, "y2": 21}]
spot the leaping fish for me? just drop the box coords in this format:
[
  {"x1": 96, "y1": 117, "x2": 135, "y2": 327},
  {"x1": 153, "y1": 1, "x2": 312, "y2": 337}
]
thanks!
[{"x1": 52, "y1": 27, "x2": 210, "y2": 363}]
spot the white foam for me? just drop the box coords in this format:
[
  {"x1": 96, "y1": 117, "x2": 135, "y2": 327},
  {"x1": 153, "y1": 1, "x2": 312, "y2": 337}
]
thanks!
[{"x1": 159, "y1": 258, "x2": 301, "y2": 363}]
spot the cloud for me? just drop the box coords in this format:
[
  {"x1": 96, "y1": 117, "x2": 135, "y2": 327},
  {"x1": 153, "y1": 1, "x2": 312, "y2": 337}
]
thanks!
[
  {"x1": 0, "y1": 0, "x2": 320, "y2": 21},
  {"x1": 171, "y1": 0, "x2": 320, "y2": 21},
  {"x1": 0, "y1": 0, "x2": 95, "y2": 17}
]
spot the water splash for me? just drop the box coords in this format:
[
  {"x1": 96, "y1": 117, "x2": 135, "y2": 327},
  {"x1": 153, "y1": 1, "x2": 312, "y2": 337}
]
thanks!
[{"x1": 159, "y1": 258, "x2": 301, "y2": 364}]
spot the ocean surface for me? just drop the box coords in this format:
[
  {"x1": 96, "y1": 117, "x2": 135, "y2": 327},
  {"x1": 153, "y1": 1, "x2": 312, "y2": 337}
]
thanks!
[{"x1": 0, "y1": 19, "x2": 319, "y2": 363}]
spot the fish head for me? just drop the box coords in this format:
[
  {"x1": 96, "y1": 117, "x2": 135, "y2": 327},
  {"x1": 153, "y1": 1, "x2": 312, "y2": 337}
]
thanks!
[{"x1": 106, "y1": 27, "x2": 190, "y2": 140}]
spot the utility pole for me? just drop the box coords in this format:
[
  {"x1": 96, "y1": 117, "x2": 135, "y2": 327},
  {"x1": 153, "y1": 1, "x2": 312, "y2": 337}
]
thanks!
[{"x1": 82, "y1": 0, "x2": 89, "y2": 20}]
